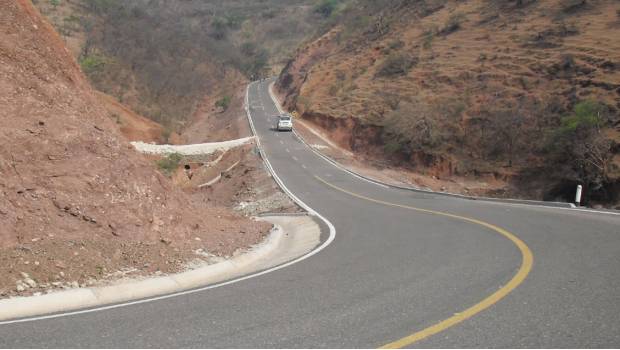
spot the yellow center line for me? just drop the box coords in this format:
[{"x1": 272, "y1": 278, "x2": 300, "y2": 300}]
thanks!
[{"x1": 313, "y1": 176, "x2": 533, "y2": 348}]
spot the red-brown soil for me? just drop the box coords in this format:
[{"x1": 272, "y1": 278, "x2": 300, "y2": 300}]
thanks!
[
  {"x1": 181, "y1": 71, "x2": 251, "y2": 144},
  {"x1": 95, "y1": 91, "x2": 166, "y2": 143},
  {"x1": 0, "y1": 0, "x2": 269, "y2": 297}
]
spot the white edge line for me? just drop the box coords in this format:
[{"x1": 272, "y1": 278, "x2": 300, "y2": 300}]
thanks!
[
  {"x1": 296, "y1": 132, "x2": 390, "y2": 190},
  {"x1": 266, "y1": 82, "x2": 620, "y2": 217},
  {"x1": 0, "y1": 81, "x2": 337, "y2": 326},
  {"x1": 267, "y1": 82, "x2": 388, "y2": 190}
]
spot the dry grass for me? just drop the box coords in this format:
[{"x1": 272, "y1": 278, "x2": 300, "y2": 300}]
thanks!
[{"x1": 278, "y1": 0, "x2": 620, "y2": 206}]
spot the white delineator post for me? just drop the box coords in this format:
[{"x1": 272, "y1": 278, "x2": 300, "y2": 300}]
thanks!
[{"x1": 575, "y1": 184, "x2": 583, "y2": 206}]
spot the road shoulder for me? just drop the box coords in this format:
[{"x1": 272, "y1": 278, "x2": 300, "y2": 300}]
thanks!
[{"x1": 0, "y1": 215, "x2": 321, "y2": 323}]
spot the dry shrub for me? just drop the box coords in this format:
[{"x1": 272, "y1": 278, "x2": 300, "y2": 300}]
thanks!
[{"x1": 375, "y1": 53, "x2": 417, "y2": 77}]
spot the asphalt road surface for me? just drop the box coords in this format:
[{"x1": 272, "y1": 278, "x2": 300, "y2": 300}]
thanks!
[{"x1": 1, "y1": 80, "x2": 619, "y2": 348}]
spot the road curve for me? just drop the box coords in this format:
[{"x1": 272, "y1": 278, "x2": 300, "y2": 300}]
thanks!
[{"x1": 1, "y1": 80, "x2": 619, "y2": 348}]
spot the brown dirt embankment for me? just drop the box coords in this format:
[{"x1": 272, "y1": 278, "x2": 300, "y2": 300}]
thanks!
[
  {"x1": 95, "y1": 91, "x2": 165, "y2": 144},
  {"x1": 0, "y1": 0, "x2": 269, "y2": 297}
]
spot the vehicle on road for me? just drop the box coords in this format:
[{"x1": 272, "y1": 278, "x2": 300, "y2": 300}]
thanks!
[{"x1": 275, "y1": 114, "x2": 293, "y2": 131}]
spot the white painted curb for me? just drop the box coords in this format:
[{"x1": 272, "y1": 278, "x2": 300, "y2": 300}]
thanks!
[
  {"x1": 243, "y1": 80, "x2": 336, "y2": 257},
  {"x1": 131, "y1": 136, "x2": 255, "y2": 156},
  {"x1": 0, "y1": 81, "x2": 337, "y2": 325},
  {"x1": 0, "y1": 225, "x2": 284, "y2": 322}
]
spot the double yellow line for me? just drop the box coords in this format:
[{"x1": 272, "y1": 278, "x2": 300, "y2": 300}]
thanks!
[{"x1": 313, "y1": 176, "x2": 533, "y2": 348}]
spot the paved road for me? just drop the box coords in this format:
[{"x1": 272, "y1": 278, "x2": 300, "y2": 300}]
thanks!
[{"x1": 1, "y1": 80, "x2": 620, "y2": 348}]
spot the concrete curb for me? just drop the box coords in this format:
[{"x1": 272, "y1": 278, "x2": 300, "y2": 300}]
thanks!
[
  {"x1": 0, "y1": 80, "x2": 337, "y2": 325},
  {"x1": 0, "y1": 224, "x2": 284, "y2": 322},
  {"x1": 130, "y1": 136, "x2": 255, "y2": 156},
  {"x1": 257, "y1": 212, "x2": 309, "y2": 217},
  {"x1": 243, "y1": 80, "x2": 337, "y2": 260},
  {"x1": 266, "y1": 82, "x2": 577, "y2": 210}
]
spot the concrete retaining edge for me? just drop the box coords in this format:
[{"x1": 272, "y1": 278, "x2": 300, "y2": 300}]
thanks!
[
  {"x1": 0, "y1": 80, "x2": 338, "y2": 325},
  {"x1": 243, "y1": 80, "x2": 337, "y2": 262},
  {"x1": 0, "y1": 224, "x2": 284, "y2": 322},
  {"x1": 131, "y1": 136, "x2": 255, "y2": 156}
]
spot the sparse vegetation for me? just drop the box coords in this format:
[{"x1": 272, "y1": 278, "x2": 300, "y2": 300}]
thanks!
[
  {"x1": 558, "y1": 100, "x2": 606, "y2": 133},
  {"x1": 550, "y1": 100, "x2": 613, "y2": 200},
  {"x1": 60, "y1": 15, "x2": 81, "y2": 35},
  {"x1": 560, "y1": 53, "x2": 575, "y2": 69},
  {"x1": 241, "y1": 48, "x2": 270, "y2": 79},
  {"x1": 380, "y1": 99, "x2": 448, "y2": 157},
  {"x1": 376, "y1": 53, "x2": 416, "y2": 77},
  {"x1": 328, "y1": 83, "x2": 340, "y2": 95},
  {"x1": 380, "y1": 92, "x2": 401, "y2": 111},
  {"x1": 384, "y1": 39, "x2": 405, "y2": 54},
  {"x1": 314, "y1": 0, "x2": 340, "y2": 18},
  {"x1": 215, "y1": 96, "x2": 232, "y2": 112},
  {"x1": 35, "y1": 0, "x2": 331, "y2": 127},
  {"x1": 422, "y1": 27, "x2": 436, "y2": 49},
  {"x1": 297, "y1": 95, "x2": 312, "y2": 111},
  {"x1": 441, "y1": 12, "x2": 466, "y2": 35},
  {"x1": 79, "y1": 54, "x2": 106, "y2": 75},
  {"x1": 562, "y1": 0, "x2": 588, "y2": 13},
  {"x1": 481, "y1": 104, "x2": 528, "y2": 167},
  {"x1": 162, "y1": 128, "x2": 172, "y2": 144},
  {"x1": 337, "y1": 14, "x2": 372, "y2": 43},
  {"x1": 156, "y1": 153, "x2": 183, "y2": 176},
  {"x1": 278, "y1": 0, "x2": 620, "y2": 206}
]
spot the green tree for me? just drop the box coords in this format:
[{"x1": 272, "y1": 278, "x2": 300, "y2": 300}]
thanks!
[
  {"x1": 560, "y1": 100, "x2": 604, "y2": 132},
  {"x1": 314, "y1": 0, "x2": 339, "y2": 18},
  {"x1": 240, "y1": 42, "x2": 257, "y2": 57},
  {"x1": 84, "y1": 0, "x2": 118, "y2": 13},
  {"x1": 156, "y1": 153, "x2": 183, "y2": 176},
  {"x1": 79, "y1": 54, "x2": 106, "y2": 75},
  {"x1": 553, "y1": 100, "x2": 612, "y2": 196},
  {"x1": 215, "y1": 96, "x2": 232, "y2": 111},
  {"x1": 376, "y1": 53, "x2": 416, "y2": 77}
]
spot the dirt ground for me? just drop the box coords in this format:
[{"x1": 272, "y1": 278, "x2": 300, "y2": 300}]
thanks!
[
  {"x1": 0, "y1": 204, "x2": 264, "y2": 298},
  {"x1": 181, "y1": 70, "x2": 251, "y2": 144},
  {"x1": 95, "y1": 91, "x2": 166, "y2": 144},
  {"x1": 0, "y1": 0, "x2": 272, "y2": 298},
  {"x1": 152, "y1": 142, "x2": 302, "y2": 217}
]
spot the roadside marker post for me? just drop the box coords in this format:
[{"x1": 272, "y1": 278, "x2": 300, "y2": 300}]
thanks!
[{"x1": 575, "y1": 184, "x2": 583, "y2": 206}]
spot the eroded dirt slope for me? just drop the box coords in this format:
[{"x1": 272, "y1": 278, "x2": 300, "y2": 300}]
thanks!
[
  {"x1": 0, "y1": 0, "x2": 269, "y2": 296},
  {"x1": 277, "y1": 0, "x2": 620, "y2": 207}
]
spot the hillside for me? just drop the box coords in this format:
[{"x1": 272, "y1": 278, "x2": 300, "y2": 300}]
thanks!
[
  {"x1": 276, "y1": 0, "x2": 620, "y2": 207},
  {"x1": 33, "y1": 0, "x2": 327, "y2": 134},
  {"x1": 0, "y1": 0, "x2": 269, "y2": 296}
]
